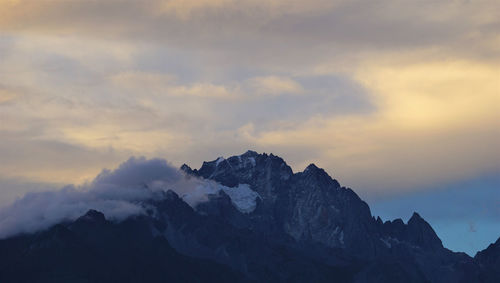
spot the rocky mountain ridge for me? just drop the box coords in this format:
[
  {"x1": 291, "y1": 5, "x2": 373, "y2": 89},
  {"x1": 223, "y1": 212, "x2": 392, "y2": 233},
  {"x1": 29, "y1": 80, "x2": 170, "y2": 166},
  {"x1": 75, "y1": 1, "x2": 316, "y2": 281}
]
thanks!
[{"x1": 0, "y1": 150, "x2": 498, "y2": 282}]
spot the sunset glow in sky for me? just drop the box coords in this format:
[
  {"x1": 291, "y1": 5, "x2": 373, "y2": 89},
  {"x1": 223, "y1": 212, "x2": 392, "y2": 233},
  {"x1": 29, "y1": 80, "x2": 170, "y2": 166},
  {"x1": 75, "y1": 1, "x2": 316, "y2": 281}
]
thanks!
[{"x1": 0, "y1": 0, "x2": 499, "y2": 255}]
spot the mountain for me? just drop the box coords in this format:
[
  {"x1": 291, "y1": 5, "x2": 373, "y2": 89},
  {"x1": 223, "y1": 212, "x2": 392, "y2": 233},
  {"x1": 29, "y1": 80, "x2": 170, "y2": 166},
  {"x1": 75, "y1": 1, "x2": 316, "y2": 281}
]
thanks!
[
  {"x1": 0, "y1": 150, "x2": 498, "y2": 282},
  {"x1": 475, "y1": 237, "x2": 500, "y2": 282}
]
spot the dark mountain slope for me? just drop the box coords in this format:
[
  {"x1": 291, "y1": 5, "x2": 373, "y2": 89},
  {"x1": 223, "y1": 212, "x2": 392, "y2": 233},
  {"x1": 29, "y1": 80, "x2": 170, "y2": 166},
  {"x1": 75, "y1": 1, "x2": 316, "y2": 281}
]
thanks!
[
  {"x1": 0, "y1": 210, "x2": 242, "y2": 283},
  {"x1": 475, "y1": 237, "x2": 500, "y2": 283}
]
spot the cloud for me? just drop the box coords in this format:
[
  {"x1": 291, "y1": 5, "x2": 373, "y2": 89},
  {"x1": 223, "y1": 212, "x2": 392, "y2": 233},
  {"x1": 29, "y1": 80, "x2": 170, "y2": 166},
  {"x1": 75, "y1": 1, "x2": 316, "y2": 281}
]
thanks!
[
  {"x1": 0, "y1": 0, "x2": 498, "y2": 197},
  {"x1": 248, "y1": 114, "x2": 499, "y2": 192},
  {"x1": 0, "y1": 86, "x2": 17, "y2": 104},
  {"x1": 0, "y1": 156, "x2": 226, "y2": 239},
  {"x1": 168, "y1": 83, "x2": 238, "y2": 99},
  {"x1": 238, "y1": 58, "x2": 500, "y2": 192},
  {"x1": 0, "y1": 133, "x2": 126, "y2": 184},
  {"x1": 111, "y1": 71, "x2": 240, "y2": 99},
  {"x1": 1, "y1": 0, "x2": 497, "y2": 63},
  {"x1": 157, "y1": 0, "x2": 234, "y2": 19},
  {"x1": 0, "y1": 178, "x2": 59, "y2": 208},
  {"x1": 246, "y1": 76, "x2": 303, "y2": 96},
  {"x1": 354, "y1": 59, "x2": 500, "y2": 128},
  {"x1": 111, "y1": 72, "x2": 303, "y2": 99}
]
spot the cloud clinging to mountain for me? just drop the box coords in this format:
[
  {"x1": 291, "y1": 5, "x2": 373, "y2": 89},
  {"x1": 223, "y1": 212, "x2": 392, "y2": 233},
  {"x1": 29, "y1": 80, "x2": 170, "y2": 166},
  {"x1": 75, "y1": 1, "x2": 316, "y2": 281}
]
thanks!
[{"x1": 0, "y1": 157, "x2": 222, "y2": 239}]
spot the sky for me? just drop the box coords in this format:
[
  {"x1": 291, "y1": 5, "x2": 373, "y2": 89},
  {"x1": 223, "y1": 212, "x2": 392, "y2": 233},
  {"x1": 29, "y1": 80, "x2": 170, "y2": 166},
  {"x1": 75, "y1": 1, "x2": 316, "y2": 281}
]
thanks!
[{"x1": 0, "y1": 0, "x2": 499, "y2": 255}]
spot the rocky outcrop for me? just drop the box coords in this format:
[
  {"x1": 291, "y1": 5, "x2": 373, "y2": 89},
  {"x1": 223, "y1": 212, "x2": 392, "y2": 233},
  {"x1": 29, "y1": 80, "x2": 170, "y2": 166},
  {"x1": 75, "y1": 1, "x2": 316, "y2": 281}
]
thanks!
[{"x1": 475, "y1": 237, "x2": 500, "y2": 282}]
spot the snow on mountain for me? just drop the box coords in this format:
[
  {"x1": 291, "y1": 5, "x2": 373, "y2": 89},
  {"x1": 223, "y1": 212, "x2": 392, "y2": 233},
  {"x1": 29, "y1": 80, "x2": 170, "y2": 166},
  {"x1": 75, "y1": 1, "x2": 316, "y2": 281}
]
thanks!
[
  {"x1": 220, "y1": 184, "x2": 261, "y2": 213},
  {"x1": 215, "y1": 157, "x2": 225, "y2": 166}
]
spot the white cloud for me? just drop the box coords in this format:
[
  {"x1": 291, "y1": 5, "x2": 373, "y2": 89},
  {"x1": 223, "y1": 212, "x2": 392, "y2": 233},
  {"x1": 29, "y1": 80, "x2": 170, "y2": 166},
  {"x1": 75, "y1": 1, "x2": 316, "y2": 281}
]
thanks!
[
  {"x1": 0, "y1": 157, "x2": 248, "y2": 239},
  {"x1": 246, "y1": 76, "x2": 303, "y2": 96}
]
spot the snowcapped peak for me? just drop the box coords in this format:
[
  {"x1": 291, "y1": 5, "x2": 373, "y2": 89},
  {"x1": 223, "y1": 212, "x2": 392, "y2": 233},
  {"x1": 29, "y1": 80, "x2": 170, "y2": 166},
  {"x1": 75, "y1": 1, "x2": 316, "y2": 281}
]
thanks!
[
  {"x1": 215, "y1": 157, "x2": 225, "y2": 166},
  {"x1": 237, "y1": 151, "x2": 258, "y2": 167}
]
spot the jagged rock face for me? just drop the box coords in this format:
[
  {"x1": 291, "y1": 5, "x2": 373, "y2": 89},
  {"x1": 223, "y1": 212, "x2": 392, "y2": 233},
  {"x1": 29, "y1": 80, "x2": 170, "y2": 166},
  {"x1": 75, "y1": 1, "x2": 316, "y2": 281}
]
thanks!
[
  {"x1": 475, "y1": 237, "x2": 500, "y2": 283},
  {"x1": 281, "y1": 164, "x2": 377, "y2": 256},
  {"x1": 193, "y1": 151, "x2": 293, "y2": 201},
  {"x1": 406, "y1": 213, "x2": 443, "y2": 250},
  {"x1": 182, "y1": 151, "x2": 489, "y2": 282},
  {"x1": 149, "y1": 190, "x2": 357, "y2": 282},
  {"x1": 378, "y1": 213, "x2": 443, "y2": 251},
  {"x1": 188, "y1": 152, "x2": 380, "y2": 257}
]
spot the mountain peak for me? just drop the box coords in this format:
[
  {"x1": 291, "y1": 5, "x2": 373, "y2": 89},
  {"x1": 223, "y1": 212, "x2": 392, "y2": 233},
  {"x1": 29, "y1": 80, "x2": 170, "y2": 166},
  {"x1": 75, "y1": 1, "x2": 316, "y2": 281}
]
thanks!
[
  {"x1": 241, "y1": 150, "x2": 258, "y2": 157},
  {"x1": 303, "y1": 163, "x2": 329, "y2": 177},
  {"x1": 215, "y1": 156, "x2": 225, "y2": 165},
  {"x1": 305, "y1": 163, "x2": 319, "y2": 171},
  {"x1": 180, "y1": 163, "x2": 194, "y2": 174},
  {"x1": 408, "y1": 212, "x2": 426, "y2": 225},
  {"x1": 301, "y1": 163, "x2": 340, "y2": 188},
  {"x1": 195, "y1": 150, "x2": 293, "y2": 187},
  {"x1": 76, "y1": 209, "x2": 106, "y2": 224},
  {"x1": 407, "y1": 211, "x2": 443, "y2": 249},
  {"x1": 409, "y1": 212, "x2": 422, "y2": 221}
]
